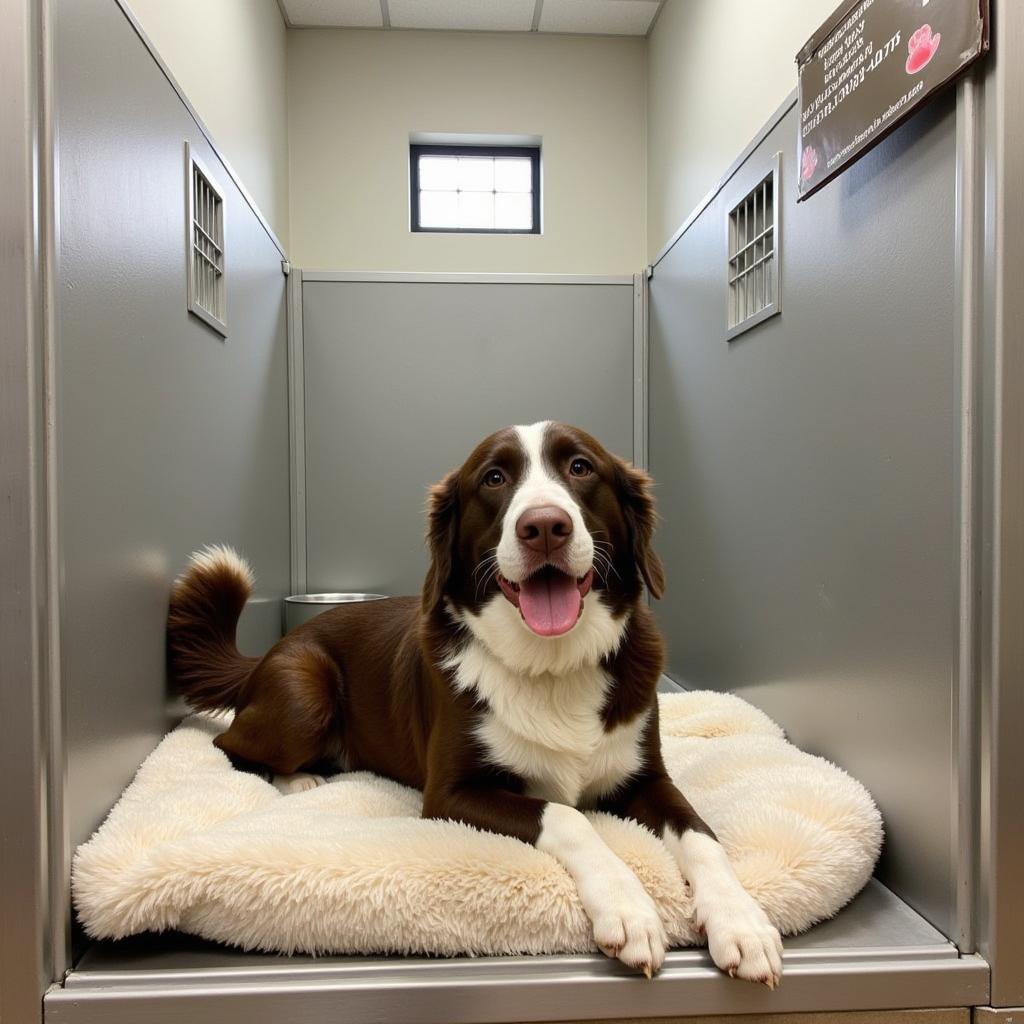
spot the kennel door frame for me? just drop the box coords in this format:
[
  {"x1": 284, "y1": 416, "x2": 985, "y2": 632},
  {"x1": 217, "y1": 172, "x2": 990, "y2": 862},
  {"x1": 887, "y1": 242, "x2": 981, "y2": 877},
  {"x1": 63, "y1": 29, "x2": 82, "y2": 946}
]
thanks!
[
  {"x1": 5, "y1": 0, "x2": 1020, "y2": 1020},
  {"x1": 975, "y1": 0, "x2": 1024, "y2": 1006},
  {"x1": 0, "y1": 2, "x2": 62, "y2": 1023}
]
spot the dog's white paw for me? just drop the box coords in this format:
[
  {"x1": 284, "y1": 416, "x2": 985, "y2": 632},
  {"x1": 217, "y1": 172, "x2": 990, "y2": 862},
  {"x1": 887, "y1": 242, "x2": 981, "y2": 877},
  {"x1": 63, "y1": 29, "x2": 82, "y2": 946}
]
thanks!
[
  {"x1": 704, "y1": 897, "x2": 783, "y2": 989},
  {"x1": 591, "y1": 891, "x2": 668, "y2": 978},
  {"x1": 536, "y1": 804, "x2": 668, "y2": 978},
  {"x1": 272, "y1": 772, "x2": 325, "y2": 795}
]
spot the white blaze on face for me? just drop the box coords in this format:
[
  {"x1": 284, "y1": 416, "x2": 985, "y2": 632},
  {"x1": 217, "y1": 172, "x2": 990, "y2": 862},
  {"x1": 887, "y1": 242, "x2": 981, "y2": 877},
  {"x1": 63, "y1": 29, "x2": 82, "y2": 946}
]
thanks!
[
  {"x1": 496, "y1": 421, "x2": 595, "y2": 583},
  {"x1": 491, "y1": 422, "x2": 598, "y2": 638}
]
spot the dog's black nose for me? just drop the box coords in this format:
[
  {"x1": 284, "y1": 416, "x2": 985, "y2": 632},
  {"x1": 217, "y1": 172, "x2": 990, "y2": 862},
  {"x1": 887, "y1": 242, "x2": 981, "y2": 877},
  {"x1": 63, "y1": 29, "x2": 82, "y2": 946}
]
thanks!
[{"x1": 516, "y1": 506, "x2": 573, "y2": 554}]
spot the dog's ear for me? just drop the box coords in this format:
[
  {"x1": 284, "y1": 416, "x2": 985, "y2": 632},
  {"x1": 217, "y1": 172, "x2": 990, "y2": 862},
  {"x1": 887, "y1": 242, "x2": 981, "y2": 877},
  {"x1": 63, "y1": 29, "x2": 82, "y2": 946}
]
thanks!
[
  {"x1": 423, "y1": 470, "x2": 460, "y2": 614},
  {"x1": 613, "y1": 457, "x2": 666, "y2": 600}
]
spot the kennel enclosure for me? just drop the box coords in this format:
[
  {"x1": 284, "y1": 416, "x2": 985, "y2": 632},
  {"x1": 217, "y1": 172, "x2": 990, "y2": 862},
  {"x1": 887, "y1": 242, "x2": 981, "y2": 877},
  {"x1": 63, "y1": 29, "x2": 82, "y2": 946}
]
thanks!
[{"x1": 3, "y1": 0, "x2": 1024, "y2": 1022}]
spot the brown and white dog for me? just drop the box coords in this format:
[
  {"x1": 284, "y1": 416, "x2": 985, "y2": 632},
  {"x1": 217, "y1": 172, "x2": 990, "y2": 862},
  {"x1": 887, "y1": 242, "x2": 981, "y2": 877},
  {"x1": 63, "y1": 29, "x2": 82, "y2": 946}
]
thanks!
[{"x1": 167, "y1": 421, "x2": 782, "y2": 985}]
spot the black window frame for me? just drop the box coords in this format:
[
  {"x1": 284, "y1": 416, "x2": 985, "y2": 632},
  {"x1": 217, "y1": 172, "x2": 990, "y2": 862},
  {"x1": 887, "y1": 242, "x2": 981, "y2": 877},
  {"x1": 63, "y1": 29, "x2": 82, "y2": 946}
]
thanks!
[{"x1": 409, "y1": 144, "x2": 541, "y2": 235}]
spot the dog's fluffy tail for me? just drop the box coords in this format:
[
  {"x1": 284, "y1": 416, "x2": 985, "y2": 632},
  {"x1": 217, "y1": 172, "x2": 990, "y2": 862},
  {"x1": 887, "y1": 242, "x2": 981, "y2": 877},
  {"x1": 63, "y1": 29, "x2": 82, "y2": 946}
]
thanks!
[{"x1": 167, "y1": 544, "x2": 259, "y2": 713}]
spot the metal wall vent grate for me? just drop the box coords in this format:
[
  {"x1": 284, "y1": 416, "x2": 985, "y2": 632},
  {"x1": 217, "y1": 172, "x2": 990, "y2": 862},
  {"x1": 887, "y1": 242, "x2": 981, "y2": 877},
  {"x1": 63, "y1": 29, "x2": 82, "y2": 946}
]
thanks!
[
  {"x1": 185, "y1": 143, "x2": 226, "y2": 336},
  {"x1": 727, "y1": 152, "x2": 781, "y2": 339}
]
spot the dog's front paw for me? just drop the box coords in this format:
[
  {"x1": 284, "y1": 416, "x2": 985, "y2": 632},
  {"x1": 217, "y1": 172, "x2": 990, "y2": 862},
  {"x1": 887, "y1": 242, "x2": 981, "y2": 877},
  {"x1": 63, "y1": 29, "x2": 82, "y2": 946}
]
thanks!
[
  {"x1": 272, "y1": 772, "x2": 326, "y2": 794},
  {"x1": 592, "y1": 892, "x2": 668, "y2": 978},
  {"x1": 703, "y1": 898, "x2": 783, "y2": 989}
]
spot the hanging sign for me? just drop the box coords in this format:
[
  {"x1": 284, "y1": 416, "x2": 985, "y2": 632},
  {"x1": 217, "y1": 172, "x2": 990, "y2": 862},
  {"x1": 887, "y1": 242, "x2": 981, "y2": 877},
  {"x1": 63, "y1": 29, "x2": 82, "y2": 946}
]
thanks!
[{"x1": 796, "y1": 0, "x2": 989, "y2": 200}]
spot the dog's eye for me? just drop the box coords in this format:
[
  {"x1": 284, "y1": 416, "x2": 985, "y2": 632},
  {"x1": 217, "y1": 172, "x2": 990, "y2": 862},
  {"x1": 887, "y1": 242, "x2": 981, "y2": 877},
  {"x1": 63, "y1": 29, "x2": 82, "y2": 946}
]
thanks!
[
  {"x1": 569, "y1": 458, "x2": 593, "y2": 478},
  {"x1": 483, "y1": 469, "x2": 506, "y2": 488}
]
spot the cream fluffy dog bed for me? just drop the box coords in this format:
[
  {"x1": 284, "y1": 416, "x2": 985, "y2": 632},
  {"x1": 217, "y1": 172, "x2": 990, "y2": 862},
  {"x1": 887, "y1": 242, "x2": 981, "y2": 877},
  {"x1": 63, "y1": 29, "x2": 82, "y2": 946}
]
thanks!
[{"x1": 73, "y1": 690, "x2": 882, "y2": 957}]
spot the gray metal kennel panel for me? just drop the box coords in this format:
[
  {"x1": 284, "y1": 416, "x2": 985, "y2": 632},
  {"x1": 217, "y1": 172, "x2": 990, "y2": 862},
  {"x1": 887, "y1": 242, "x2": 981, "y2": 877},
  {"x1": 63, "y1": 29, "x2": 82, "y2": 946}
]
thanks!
[
  {"x1": 648, "y1": 96, "x2": 959, "y2": 937},
  {"x1": 54, "y1": 0, "x2": 291, "y2": 913},
  {"x1": 299, "y1": 275, "x2": 635, "y2": 598}
]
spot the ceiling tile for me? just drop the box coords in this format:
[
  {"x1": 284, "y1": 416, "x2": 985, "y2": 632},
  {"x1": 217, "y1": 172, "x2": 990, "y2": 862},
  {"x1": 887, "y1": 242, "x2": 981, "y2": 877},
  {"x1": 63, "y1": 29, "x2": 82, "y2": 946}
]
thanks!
[
  {"x1": 387, "y1": 0, "x2": 536, "y2": 32},
  {"x1": 538, "y1": 0, "x2": 660, "y2": 36},
  {"x1": 282, "y1": 0, "x2": 384, "y2": 28}
]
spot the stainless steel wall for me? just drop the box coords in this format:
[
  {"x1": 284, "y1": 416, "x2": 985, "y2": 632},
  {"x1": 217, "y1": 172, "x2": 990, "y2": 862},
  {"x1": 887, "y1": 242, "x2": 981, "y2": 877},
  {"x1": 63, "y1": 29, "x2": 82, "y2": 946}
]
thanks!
[
  {"x1": 2, "y1": 0, "x2": 54, "y2": 1016},
  {"x1": 300, "y1": 277, "x2": 635, "y2": 596},
  {"x1": 648, "y1": 96, "x2": 959, "y2": 936},
  {"x1": 56, "y1": 0, "x2": 291, "y2": 862}
]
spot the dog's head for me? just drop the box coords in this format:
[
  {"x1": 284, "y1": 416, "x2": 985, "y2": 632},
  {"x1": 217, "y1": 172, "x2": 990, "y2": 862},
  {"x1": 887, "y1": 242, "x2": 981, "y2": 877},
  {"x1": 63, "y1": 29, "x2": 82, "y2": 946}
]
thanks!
[{"x1": 424, "y1": 421, "x2": 664, "y2": 642}]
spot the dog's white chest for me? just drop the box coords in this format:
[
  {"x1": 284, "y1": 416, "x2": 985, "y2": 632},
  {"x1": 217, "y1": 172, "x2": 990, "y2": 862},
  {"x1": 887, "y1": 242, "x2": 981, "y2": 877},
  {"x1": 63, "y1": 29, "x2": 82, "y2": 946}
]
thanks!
[{"x1": 448, "y1": 638, "x2": 648, "y2": 807}]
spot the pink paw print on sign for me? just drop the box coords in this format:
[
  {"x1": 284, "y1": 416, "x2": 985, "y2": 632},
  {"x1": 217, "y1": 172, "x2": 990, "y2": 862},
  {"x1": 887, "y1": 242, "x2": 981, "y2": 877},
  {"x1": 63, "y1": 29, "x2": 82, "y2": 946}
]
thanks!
[
  {"x1": 906, "y1": 24, "x2": 941, "y2": 74},
  {"x1": 801, "y1": 145, "x2": 819, "y2": 183}
]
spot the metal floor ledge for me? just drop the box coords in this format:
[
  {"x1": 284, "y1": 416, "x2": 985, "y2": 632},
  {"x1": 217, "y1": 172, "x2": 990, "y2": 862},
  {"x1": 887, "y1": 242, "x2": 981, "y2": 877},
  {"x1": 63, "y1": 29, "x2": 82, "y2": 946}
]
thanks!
[{"x1": 47, "y1": 881, "x2": 989, "y2": 1023}]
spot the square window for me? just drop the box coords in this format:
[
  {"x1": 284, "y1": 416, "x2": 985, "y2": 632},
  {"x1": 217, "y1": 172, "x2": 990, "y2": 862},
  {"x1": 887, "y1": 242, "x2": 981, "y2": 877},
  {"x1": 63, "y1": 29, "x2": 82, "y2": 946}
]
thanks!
[
  {"x1": 410, "y1": 144, "x2": 540, "y2": 234},
  {"x1": 418, "y1": 156, "x2": 458, "y2": 191},
  {"x1": 458, "y1": 191, "x2": 494, "y2": 229},
  {"x1": 494, "y1": 157, "x2": 532, "y2": 193},
  {"x1": 419, "y1": 190, "x2": 459, "y2": 229},
  {"x1": 456, "y1": 157, "x2": 494, "y2": 192},
  {"x1": 494, "y1": 192, "x2": 532, "y2": 230}
]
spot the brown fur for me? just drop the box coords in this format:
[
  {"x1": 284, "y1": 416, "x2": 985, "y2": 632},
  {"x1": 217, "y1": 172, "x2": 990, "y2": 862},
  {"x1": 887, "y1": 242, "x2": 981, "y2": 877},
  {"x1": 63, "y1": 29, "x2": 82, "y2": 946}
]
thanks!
[{"x1": 167, "y1": 554, "x2": 259, "y2": 714}]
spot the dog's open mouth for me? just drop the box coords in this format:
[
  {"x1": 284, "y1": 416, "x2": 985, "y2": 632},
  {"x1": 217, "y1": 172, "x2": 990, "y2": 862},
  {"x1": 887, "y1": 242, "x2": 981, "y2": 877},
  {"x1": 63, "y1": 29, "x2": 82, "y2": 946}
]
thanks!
[{"x1": 497, "y1": 566, "x2": 594, "y2": 637}]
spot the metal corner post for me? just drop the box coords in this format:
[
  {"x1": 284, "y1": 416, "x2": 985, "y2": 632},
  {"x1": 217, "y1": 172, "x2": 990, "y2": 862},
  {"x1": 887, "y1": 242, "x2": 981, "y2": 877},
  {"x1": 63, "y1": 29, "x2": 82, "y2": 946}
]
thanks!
[
  {"x1": 977, "y1": 0, "x2": 1024, "y2": 1006},
  {"x1": 632, "y1": 271, "x2": 649, "y2": 471},
  {"x1": 0, "y1": 0, "x2": 61, "y2": 1020},
  {"x1": 952, "y1": 69, "x2": 983, "y2": 957},
  {"x1": 287, "y1": 267, "x2": 307, "y2": 597}
]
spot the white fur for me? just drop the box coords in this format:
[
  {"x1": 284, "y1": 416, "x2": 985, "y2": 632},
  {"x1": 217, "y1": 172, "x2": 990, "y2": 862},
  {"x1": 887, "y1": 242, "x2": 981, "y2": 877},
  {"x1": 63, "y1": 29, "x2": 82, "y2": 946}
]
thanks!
[
  {"x1": 667, "y1": 830, "x2": 783, "y2": 988},
  {"x1": 72, "y1": 691, "x2": 883, "y2": 958},
  {"x1": 445, "y1": 623, "x2": 647, "y2": 806},
  {"x1": 579, "y1": 712, "x2": 651, "y2": 805},
  {"x1": 536, "y1": 804, "x2": 666, "y2": 974},
  {"x1": 495, "y1": 421, "x2": 594, "y2": 584},
  {"x1": 273, "y1": 772, "x2": 325, "y2": 795},
  {"x1": 178, "y1": 543, "x2": 255, "y2": 591}
]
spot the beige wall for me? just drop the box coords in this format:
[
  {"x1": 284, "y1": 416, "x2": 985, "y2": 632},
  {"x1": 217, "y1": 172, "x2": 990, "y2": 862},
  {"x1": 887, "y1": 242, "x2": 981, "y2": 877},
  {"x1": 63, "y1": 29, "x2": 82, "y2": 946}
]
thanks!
[
  {"x1": 647, "y1": 0, "x2": 839, "y2": 261},
  {"x1": 287, "y1": 29, "x2": 646, "y2": 274},
  {"x1": 126, "y1": 0, "x2": 290, "y2": 246},
  {"x1": 123, "y1": 0, "x2": 842, "y2": 270}
]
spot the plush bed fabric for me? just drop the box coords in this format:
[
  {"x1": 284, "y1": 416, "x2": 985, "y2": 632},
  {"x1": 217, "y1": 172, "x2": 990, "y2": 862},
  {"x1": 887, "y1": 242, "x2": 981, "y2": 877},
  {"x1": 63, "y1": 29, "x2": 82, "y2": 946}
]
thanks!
[{"x1": 73, "y1": 690, "x2": 882, "y2": 957}]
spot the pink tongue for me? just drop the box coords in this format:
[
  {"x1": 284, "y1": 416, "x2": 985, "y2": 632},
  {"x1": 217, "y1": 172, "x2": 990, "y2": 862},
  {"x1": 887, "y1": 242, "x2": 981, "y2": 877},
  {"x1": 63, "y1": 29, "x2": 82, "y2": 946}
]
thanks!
[{"x1": 518, "y1": 572, "x2": 582, "y2": 636}]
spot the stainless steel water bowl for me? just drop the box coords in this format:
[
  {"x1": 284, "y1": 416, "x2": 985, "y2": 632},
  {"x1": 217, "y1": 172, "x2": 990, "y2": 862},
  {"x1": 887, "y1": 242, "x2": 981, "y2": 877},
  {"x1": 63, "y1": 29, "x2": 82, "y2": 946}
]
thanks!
[{"x1": 284, "y1": 592, "x2": 387, "y2": 632}]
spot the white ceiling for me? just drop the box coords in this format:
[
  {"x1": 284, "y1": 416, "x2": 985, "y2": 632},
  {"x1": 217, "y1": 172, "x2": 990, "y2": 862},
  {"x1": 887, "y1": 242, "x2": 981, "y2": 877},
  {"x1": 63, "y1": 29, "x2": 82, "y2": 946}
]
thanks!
[{"x1": 279, "y1": 0, "x2": 665, "y2": 36}]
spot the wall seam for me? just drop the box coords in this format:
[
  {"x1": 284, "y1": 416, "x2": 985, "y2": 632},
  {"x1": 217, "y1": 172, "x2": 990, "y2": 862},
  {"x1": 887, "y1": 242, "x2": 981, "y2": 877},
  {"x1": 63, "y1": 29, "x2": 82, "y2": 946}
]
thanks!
[
  {"x1": 650, "y1": 89, "x2": 798, "y2": 273},
  {"x1": 111, "y1": 0, "x2": 288, "y2": 260}
]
